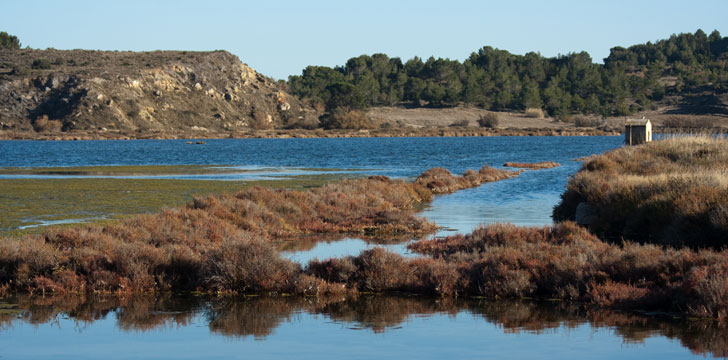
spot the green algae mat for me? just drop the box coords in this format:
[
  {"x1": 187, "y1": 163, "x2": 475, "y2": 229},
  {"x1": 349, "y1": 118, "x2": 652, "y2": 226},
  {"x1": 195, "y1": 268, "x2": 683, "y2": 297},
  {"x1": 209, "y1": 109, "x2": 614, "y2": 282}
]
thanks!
[{"x1": 0, "y1": 165, "x2": 359, "y2": 236}]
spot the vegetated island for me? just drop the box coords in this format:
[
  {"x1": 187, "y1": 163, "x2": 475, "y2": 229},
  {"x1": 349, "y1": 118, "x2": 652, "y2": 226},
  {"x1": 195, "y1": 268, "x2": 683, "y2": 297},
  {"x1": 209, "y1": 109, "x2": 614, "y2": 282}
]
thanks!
[
  {"x1": 1, "y1": 29, "x2": 726, "y2": 140},
  {"x1": 2, "y1": 138, "x2": 728, "y2": 322}
]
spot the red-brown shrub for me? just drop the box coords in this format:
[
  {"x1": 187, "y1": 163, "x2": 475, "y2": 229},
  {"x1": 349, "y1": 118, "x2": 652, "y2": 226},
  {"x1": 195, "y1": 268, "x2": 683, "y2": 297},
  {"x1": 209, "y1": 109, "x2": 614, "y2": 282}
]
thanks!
[
  {"x1": 353, "y1": 248, "x2": 408, "y2": 292},
  {"x1": 203, "y1": 235, "x2": 299, "y2": 293}
]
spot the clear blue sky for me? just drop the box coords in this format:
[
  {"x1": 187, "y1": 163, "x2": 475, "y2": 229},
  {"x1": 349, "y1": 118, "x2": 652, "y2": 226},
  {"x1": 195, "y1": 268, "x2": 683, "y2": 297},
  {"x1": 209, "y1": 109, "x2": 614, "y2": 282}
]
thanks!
[{"x1": 3, "y1": 0, "x2": 727, "y2": 80}]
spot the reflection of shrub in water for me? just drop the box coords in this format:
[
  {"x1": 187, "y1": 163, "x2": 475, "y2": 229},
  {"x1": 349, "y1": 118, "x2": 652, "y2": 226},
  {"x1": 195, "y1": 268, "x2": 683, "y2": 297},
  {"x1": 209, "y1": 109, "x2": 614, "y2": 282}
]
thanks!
[
  {"x1": 317, "y1": 296, "x2": 453, "y2": 333},
  {"x1": 205, "y1": 296, "x2": 344, "y2": 339},
  {"x1": 115, "y1": 296, "x2": 202, "y2": 332},
  {"x1": 5, "y1": 295, "x2": 728, "y2": 357},
  {"x1": 206, "y1": 297, "x2": 296, "y2": 339},
  {"x1": 469, "y1": 299, "x2": 587, "y2": 334}
]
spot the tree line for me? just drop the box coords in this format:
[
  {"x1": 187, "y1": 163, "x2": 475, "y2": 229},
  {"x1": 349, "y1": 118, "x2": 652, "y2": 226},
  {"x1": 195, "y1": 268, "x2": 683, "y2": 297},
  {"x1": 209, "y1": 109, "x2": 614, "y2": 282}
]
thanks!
[
  {"x1": 0, "y1": 31, "x2": 21, "y2": 50},
  {"x1": 288, "y1": 29, "x2": 728, "y2": 117}
]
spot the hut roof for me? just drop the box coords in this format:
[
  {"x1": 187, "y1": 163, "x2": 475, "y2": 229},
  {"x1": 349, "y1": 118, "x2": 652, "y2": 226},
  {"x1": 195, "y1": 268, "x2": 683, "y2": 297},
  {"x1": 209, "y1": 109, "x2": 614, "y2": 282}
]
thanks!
[{"x1": 625, "y1": 118, "x2": 650, "y2": 126}]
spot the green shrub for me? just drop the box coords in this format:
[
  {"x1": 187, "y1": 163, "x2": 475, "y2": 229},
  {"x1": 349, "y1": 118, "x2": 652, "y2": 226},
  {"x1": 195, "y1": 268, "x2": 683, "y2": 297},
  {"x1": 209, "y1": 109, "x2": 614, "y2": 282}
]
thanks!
[
  {"x1": 320, "y1": 109, "x2": 377, "y2": 130},
  {"x1": 573, "y1": 116, "x2": 601, "y2": 127},
  {"x1": 31, "y1": 59, "x2": 52, "y2": 70},
  {"x1": 477, "y1": 113, "x2": 499, "y2": 128}
]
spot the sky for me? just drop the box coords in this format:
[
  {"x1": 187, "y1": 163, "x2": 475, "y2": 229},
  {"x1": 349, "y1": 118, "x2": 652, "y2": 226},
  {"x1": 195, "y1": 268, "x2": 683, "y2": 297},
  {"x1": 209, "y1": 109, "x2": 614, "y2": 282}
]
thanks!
[{"x1": 3, "y1": 0, "x2": 727, "y2": 80}]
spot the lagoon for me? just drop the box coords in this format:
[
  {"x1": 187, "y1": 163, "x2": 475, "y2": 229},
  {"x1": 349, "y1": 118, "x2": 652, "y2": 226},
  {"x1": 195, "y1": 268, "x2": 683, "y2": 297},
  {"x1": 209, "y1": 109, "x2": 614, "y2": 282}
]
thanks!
[{"x1": 4, "y1": 136, "x2": 719, "y2": 359}]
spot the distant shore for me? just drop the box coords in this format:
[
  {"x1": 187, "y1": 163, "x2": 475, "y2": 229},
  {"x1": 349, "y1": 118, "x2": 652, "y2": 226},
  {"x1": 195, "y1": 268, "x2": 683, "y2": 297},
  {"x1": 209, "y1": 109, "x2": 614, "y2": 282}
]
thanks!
[
  {"x1": 3, "y1": 103, "x2": 726, "y2": 140},
  {"x1": 0, "y1": 127, "x2": 620, "y2": 140}
]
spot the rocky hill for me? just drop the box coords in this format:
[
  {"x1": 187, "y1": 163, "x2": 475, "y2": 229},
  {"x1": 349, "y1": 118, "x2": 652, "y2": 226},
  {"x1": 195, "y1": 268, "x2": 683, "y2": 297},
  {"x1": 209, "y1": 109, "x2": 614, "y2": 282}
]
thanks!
[{"x1": 0, "y1": 49, "x2": 318, "y2": 136}]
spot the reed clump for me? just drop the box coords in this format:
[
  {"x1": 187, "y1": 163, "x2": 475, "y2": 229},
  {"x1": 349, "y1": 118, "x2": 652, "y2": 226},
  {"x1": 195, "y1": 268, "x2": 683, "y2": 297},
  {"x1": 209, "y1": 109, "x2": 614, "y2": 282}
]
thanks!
[{"x1": 553, "y1": 137, "x2": 728, "y2": 248}]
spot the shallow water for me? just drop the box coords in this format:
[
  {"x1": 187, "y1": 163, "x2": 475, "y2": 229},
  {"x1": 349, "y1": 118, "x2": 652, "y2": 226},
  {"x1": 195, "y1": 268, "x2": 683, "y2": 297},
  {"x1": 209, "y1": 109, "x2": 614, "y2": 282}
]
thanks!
[
  {"x1": 7, "y1": 136, "x2": 720, "y2": 359},
  {"x1": 0, "y1": 295, "x2": 724, "y2": 359}
]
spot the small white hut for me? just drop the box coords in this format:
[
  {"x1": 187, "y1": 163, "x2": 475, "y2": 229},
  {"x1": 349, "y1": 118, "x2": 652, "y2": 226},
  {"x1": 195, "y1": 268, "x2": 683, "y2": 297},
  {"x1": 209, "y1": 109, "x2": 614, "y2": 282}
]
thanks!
[{"x1": 625, "y1": 118, "x2": 652, "y2": 145}]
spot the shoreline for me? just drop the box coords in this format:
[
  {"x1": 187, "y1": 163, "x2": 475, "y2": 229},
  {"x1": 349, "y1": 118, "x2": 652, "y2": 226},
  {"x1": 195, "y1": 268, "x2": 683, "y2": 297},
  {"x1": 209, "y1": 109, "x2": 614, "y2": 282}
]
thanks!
[{"x1": 0, "y1": 127, "x2": 620, "y2": 141}]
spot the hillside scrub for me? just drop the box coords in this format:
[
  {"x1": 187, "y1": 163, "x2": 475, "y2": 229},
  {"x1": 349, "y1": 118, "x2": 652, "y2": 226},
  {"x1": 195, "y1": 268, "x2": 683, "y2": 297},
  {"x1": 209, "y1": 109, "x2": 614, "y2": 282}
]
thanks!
[
  {"x1": 0, "y1": 164, "x2": 521, "y2": 295},
  {"x1": 553, "y1": 137, "x2": 728, "y2": 248}
]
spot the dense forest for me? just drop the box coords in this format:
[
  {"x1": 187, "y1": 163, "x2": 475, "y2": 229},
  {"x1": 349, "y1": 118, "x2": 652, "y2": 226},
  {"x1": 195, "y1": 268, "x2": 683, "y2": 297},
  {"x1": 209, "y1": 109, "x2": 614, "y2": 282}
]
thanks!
[{"x1": 288, "y1": 29, "x2": 728, "y2": 117}]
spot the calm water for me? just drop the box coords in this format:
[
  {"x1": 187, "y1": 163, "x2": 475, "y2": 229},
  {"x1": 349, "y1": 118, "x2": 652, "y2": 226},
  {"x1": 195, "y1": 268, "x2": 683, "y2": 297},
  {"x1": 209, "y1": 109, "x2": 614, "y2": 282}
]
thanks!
[
  {"x1": 4, "y1": 136, "x2": 722, "y2": 359},
  {"x1": 0, "y1": 295, "x2": 724, "y2": 359}
]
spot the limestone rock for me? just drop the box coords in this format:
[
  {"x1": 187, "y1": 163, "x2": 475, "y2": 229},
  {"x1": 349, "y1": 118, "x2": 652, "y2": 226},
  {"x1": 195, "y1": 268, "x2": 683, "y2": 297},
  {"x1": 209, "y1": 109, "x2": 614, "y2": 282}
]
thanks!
[{"x1": 0, "y1": 49, "x2": 318, "y2": 134}]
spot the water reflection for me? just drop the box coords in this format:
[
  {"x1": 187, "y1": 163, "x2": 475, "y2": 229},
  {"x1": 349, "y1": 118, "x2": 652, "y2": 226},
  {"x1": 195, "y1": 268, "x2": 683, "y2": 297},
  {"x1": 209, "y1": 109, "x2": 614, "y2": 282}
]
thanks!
[
  {"x1": 1, "y1": 295, "x2": 725, "y2": 358},
  {"x1": 278, "y1": 235, "x2": 418, "y2": 264}
]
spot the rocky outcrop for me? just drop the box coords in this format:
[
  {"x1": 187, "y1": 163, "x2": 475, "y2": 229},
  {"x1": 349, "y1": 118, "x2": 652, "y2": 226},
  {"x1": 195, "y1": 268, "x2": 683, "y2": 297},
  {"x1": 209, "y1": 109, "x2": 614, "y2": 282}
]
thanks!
[{"x1": 0, "y1": 49, "x2": 318, "y2": 134}]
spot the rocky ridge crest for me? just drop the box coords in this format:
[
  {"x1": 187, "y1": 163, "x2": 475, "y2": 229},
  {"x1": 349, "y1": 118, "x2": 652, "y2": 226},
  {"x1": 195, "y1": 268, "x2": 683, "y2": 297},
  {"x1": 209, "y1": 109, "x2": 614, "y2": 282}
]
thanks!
[{"x1": 0, "y1": 49, "x2": 318, "y2": 134}]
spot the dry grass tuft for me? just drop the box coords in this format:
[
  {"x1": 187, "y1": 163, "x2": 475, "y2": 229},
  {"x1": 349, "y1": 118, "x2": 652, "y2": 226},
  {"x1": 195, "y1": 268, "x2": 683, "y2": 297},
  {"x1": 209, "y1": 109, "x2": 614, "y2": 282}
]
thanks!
[
  {"x1": 524, "y1": 108, "x2": 545, "y2": 118},
  {"x1": 32, "y1": 115, "x2": 63, "y2": 132}
]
